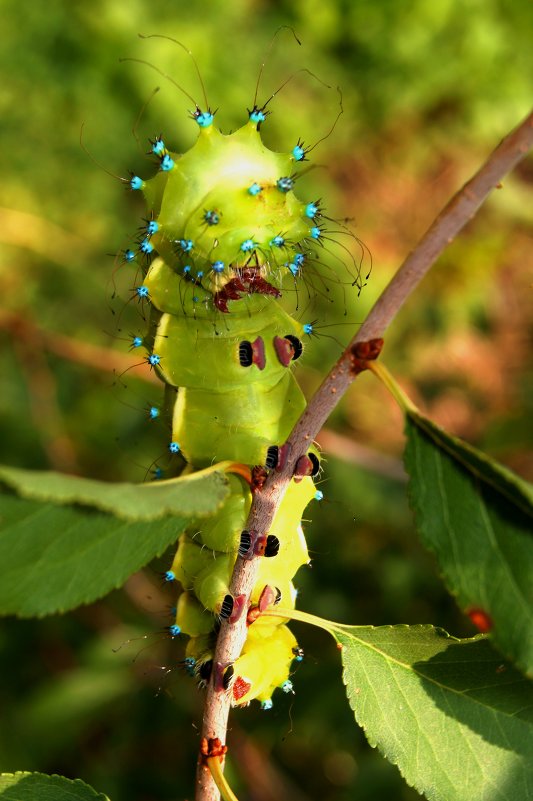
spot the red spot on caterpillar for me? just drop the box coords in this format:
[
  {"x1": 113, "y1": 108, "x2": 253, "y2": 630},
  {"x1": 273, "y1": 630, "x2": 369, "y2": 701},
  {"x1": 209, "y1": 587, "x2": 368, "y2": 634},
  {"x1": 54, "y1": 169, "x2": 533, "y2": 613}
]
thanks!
[
  {"x1": 467, "y1": 608, "x2": 493, "y2": 633},
  {"x1": 293, "y1": 452, "x2": 319, "y2": 481},
  {"x1": 274, "y1": 443, "x2": 289, "y2": 470},
  {"x1": 233, "y1": 676, "x2": 252, "y2": 701},
  {"x1": 251, "y1": 337, "x2": 266, "y2": 370},
  {"x1": 273, "y1": 335, "x2": 295, "y2": 366},
  {"x1": 258, "y1": 585, "x2": 277, "y2": 611},
  {"x1": 253, "y1": 534, "x2": 267, "y2": 556},
  {"x1": 229, "y1": 594, "x2": 247, "y2": 623}
]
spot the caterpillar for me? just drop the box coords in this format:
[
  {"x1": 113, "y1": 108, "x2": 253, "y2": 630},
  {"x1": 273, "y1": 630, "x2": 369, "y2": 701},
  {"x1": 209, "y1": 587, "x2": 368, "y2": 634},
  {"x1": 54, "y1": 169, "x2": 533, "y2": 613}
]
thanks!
[{"x1": 118, "y1": 54, "x2": 348, "y2": 709}]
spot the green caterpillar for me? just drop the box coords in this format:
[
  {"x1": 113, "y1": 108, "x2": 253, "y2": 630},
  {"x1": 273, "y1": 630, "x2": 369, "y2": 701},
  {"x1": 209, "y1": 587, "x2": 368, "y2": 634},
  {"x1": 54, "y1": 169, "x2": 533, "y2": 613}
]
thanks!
[{"x1": 124, "y1": 95, "x2": 327, "y2": 709}]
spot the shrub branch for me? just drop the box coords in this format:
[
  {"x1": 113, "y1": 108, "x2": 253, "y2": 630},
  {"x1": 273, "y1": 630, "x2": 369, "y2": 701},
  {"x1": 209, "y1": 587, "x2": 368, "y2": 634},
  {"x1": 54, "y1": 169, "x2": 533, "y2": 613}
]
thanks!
[{"x1": 196, "y1": 108, "x2": 533, "y2": 801}]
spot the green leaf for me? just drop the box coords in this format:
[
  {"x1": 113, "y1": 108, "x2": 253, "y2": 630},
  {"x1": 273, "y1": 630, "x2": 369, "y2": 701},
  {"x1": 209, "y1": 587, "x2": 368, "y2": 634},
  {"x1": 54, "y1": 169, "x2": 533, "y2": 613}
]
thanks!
[
  {"x1": 404, "y1": 411, "x2": 533, "y2": 676},
  {"x1": 0, "y1": 772, "x2": 109, "y2": 800},
  {"x1": 338, "y1": 624, "x2": 533, "y2": 801},
  {"x1": 0, "y1": 462, "x2": 231, "y2": 521},
  {"x1": 0, "y1": 494, "x2": 187, "y2": 617}
]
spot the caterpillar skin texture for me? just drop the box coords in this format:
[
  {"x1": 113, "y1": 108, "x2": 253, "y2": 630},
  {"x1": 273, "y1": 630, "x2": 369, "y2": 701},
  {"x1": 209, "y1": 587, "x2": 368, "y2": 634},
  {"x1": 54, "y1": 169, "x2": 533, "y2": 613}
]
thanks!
[{"x1": 131, "y1": 111, "x2": 321, "y2": 707}]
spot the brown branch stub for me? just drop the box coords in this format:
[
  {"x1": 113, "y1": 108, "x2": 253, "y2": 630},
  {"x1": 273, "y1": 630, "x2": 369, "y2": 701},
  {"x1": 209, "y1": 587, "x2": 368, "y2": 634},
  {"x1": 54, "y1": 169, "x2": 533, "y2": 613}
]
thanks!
[
  {"x1": 200, "y1": 738, "x2": 228, "y2": 767},
  {"x1": 349, "y1": 337, "x2": 384, "y2": 375}
]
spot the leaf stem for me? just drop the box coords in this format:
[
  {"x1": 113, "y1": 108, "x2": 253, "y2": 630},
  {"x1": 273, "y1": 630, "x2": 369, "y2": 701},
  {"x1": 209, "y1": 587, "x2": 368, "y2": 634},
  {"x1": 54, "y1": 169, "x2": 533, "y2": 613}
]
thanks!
[
  {"x1": 207, "y1": 758, "x2": 240, "y2": 801},
  {"x1": 262, "y1": 606, "x2": 344, "y2": 637},
  {"x1": 368, "y1": 361, "x2": 418, "y2": 414},
  {"x1": 196, "y1": 108, "x2": 533, "y2": 801}
]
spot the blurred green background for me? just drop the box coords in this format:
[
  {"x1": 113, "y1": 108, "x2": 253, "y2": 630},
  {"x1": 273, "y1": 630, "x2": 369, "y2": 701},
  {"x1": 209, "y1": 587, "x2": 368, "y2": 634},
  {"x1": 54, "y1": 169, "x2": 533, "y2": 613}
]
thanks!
[{"x1": 0, "y1": 1, "x2": 532, "y2": 800}]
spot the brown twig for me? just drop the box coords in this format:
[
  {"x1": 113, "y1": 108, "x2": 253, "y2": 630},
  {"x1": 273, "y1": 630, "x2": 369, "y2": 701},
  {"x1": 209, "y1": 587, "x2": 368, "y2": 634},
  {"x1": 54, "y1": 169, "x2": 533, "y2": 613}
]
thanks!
[
  {"x1": 195, "y1": 109, "x2": 533, "y2": 801},
  {"x1": 0, "y1": 310, "x2": 160, "y2": 384}
]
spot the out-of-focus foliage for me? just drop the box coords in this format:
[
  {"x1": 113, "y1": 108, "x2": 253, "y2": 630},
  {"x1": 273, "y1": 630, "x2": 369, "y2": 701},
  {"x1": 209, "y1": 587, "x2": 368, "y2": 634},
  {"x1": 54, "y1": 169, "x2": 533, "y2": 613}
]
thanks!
[{"x1": 0, "y1": 1, "x2": 531, "y2": 800}]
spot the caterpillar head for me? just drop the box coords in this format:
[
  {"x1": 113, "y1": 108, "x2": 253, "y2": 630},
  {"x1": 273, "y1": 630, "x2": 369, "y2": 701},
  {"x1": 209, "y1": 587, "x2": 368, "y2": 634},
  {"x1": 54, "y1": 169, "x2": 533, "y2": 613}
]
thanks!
[{"x1": 136, "y1": 115, "x2": 318, "y2": 310}]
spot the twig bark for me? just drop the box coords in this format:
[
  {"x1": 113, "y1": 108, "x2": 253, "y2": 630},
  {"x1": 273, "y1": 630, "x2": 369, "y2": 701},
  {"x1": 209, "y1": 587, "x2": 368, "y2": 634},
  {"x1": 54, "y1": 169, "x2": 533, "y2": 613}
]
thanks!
[{"x1": 196, "y1": 109, "x2": 533, "y2": 801}]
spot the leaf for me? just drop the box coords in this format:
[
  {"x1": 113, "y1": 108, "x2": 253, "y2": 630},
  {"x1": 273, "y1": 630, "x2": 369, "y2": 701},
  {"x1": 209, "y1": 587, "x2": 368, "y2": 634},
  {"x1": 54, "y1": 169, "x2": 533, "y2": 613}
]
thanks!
[
  {"x1": 0, "y1": 772, "x2": 109, "y2": 800},
  {"x1": 0, "y1": 494, "x2": 187, "y2": 617},
  {"x1": 338, "y1": 624, "x2": 533, "y2": 801},
  {"x1": 404, "y1": 411, "x2": 533, "y2": 676},
  {"x1": 0, "y1": 462, "x2": 231, "y2": 521}
]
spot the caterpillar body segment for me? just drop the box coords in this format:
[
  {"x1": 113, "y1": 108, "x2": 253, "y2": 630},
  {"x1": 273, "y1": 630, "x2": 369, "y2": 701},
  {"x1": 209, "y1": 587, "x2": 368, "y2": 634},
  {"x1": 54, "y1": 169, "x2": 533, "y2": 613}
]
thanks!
[{"x1": 125, "y1": 105, "x2": 329, "y2": 708}]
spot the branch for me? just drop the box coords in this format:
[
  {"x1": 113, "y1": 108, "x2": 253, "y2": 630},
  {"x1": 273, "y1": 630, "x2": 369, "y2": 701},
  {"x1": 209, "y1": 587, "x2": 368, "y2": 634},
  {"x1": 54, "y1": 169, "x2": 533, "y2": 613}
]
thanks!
[{"x1": 196, "y1": 108, "x2": 533, "y2": 801}]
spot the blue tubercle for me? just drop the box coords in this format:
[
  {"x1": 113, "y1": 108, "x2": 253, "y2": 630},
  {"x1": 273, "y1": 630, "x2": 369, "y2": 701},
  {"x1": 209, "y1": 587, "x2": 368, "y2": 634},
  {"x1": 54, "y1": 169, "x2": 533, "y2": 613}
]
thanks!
[
  {"x1": 270, "y1": 235, "x2": 285, "y2": 248},
  {"x1": 277, "y1": 176, "x2": 294, "y2": 193},
  {"x1": 168, "y1": 624, "x2": 181, "y2": 638},
  {"x1": 310, "y1": 226, "x2": 321, "y2": 240},
  {"x1": 293, "y1": 253, "x2": 305, "y2": 267},
  {"x1": 146, "y1": 220, "x2": 159, "y2": 236},
  {"x1": 147, "y1": 353, "x2": 161, "y2": 367},
  {"x1": 160, "y1": 154, "x2": 174, "y2": 172},
  {"x1": 303, "y1": 323, "x2": 313, "y2": 335},
  {"x1": 136, "y1": 285, "x2": 150, "y2": 299},
  {"x1": 183, "y1": 657, "x2": 196, "y2": 677},
  {"x1": 148, "y1": 406, "x2": 160, "y2": 420},
  {"x1": 131, "y1": 335, "x2": 143, "y2": 349},
  {"x1": 130, "y1": 175, "x2": 144, "y2": 191},
  {"x1": 292, "y1": 143, "x2": 306, "y2": 161},
  {"x1": 164, "y1": 570, "x2": 176, "y2": 582},
  {"x1": 281, "y1": 680, "x2": 293, "y2": 693},
  {"x1": 288, "y1": 263, "x2": 299, "y2": 277},
  {"x1": 261, "y1": 699, "x2": 273, "y2": 710},
  {"x1": 183, "y1": 265, "x2": 191, "y2": 275},
  {"x1": 314, "y1": 489, "x2": 324, "y2": 501},
  {"x1": 240, "y1": 239, "x2": 256, "y2": 252},
  {"x1": 247, "y1": 182, "x2": 262, "y2": 196},
  {"x1": 122, "y1": 248, "x2": 136, "y2": 263},
  {"x1": 194, "y1": 109, "x2": 214, "y2": 128},
  {"x1": 151, "y1": 137, "x2": 166, "y2": 156},
  {"x1": 179, "y1": 239, "x2": 194, "y2": 253},
  {"x1": 140, "y1": 238, "x2": 154, "y2": 254},
  {"x1": 204, "y1": 210, "x2": 220, "y2": 226},
  {"x1": 249, "y1": 108, "x2": 266, "y2": 124},
  {"x1": 196, "y1": 271, "x2": 204, "y2": 280},
  {"x1": 152, "y1": 466, "x2": 164, "y2": 480},
  {"x1": 169, "y1": 441, "x2": 181, "y2": 454},
  {"x1": 305, "y1": 202, "x2": 319, "y2": 219},
  {"x1": 212, "y1": 260, "x2": 225, "y2": 273}
]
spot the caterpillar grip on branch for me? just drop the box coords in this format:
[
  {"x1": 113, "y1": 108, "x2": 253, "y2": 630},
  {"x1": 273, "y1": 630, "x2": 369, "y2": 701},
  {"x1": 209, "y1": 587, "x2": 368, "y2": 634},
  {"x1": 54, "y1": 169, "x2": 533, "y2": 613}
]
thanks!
[{"x1": 118, "y1": 73, "x2": 351, "y2": 709}]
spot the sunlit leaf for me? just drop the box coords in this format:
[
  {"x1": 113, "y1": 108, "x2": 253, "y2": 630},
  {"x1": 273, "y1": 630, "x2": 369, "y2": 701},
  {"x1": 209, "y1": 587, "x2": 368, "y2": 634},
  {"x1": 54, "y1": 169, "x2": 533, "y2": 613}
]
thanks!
[{"x1": 338, "y1": 624, "x2": 533, "y2": 801}]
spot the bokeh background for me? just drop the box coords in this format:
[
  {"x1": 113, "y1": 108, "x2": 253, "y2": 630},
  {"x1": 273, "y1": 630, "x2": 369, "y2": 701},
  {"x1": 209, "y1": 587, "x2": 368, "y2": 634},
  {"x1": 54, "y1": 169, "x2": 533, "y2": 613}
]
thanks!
[{"x1": 1, "y1": 1, "x2": 532, "y2": 800}]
